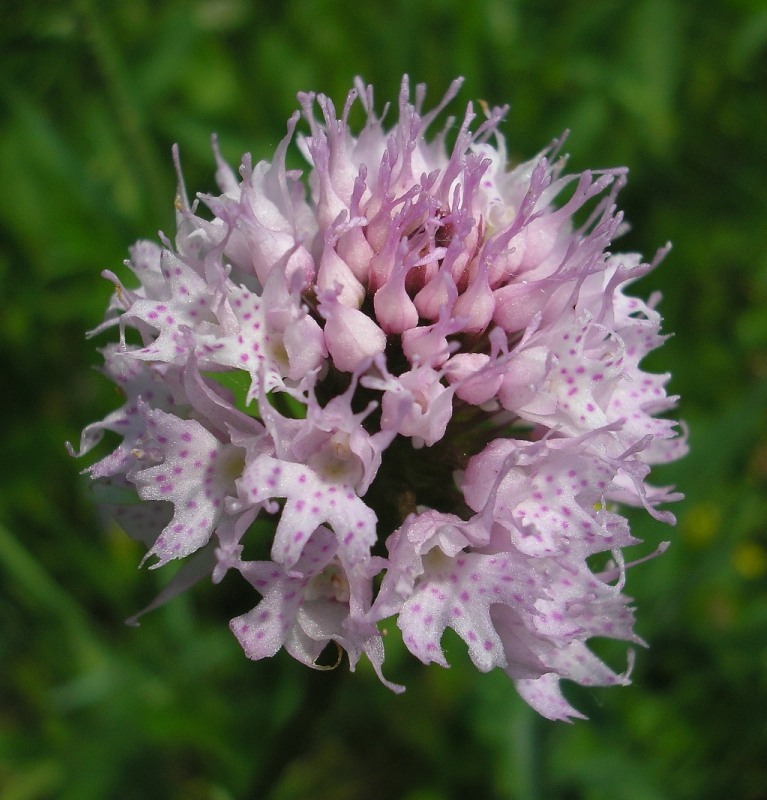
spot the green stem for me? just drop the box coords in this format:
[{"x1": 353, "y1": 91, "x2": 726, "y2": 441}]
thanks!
[{"x1": 511, "y1": 703, "x2": 548, "y2": 800}]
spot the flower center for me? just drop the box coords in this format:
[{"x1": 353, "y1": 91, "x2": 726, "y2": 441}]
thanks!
[
  {"x1": 304, "y1": 561, "x2": 350, "y2": 603},
  {"x1": 307, "y1": 432, "x2": 363, "y2": 487}
]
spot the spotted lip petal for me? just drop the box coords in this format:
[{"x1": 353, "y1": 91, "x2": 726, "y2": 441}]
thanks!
[
  {"x1": 129, "y1": 402, "x2": 242, "y2": 568},
  {"x1": 237, "y1": 455, "x2": 378, "y2": 570}
]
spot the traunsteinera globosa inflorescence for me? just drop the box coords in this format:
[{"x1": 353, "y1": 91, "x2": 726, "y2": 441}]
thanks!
[{"x1": 72, "y1": 77, "x2": 686, "y2": 720}]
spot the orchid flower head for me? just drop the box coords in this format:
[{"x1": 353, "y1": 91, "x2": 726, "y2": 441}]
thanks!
[{"x1": 72, "y1": 76, "x2": 685, "y2": 720}]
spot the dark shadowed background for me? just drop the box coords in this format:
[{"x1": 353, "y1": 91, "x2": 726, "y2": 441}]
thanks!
[{"x1": 2, "y1": 1, "x2": 766, "y2": 798}]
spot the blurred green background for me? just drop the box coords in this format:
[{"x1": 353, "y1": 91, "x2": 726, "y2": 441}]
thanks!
[{"x1": 2, "y1": 0, "x2": 766, "y2": 798}]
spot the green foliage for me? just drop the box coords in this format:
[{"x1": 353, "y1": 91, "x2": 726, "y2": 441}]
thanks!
[{"x1": 2, "y1": 0, "x2": 766, "y2": 797}]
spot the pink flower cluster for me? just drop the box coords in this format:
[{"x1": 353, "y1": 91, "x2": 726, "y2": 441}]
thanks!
[{"x1": 72, "y1": 77, "x2": 685, "y2": 720}]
